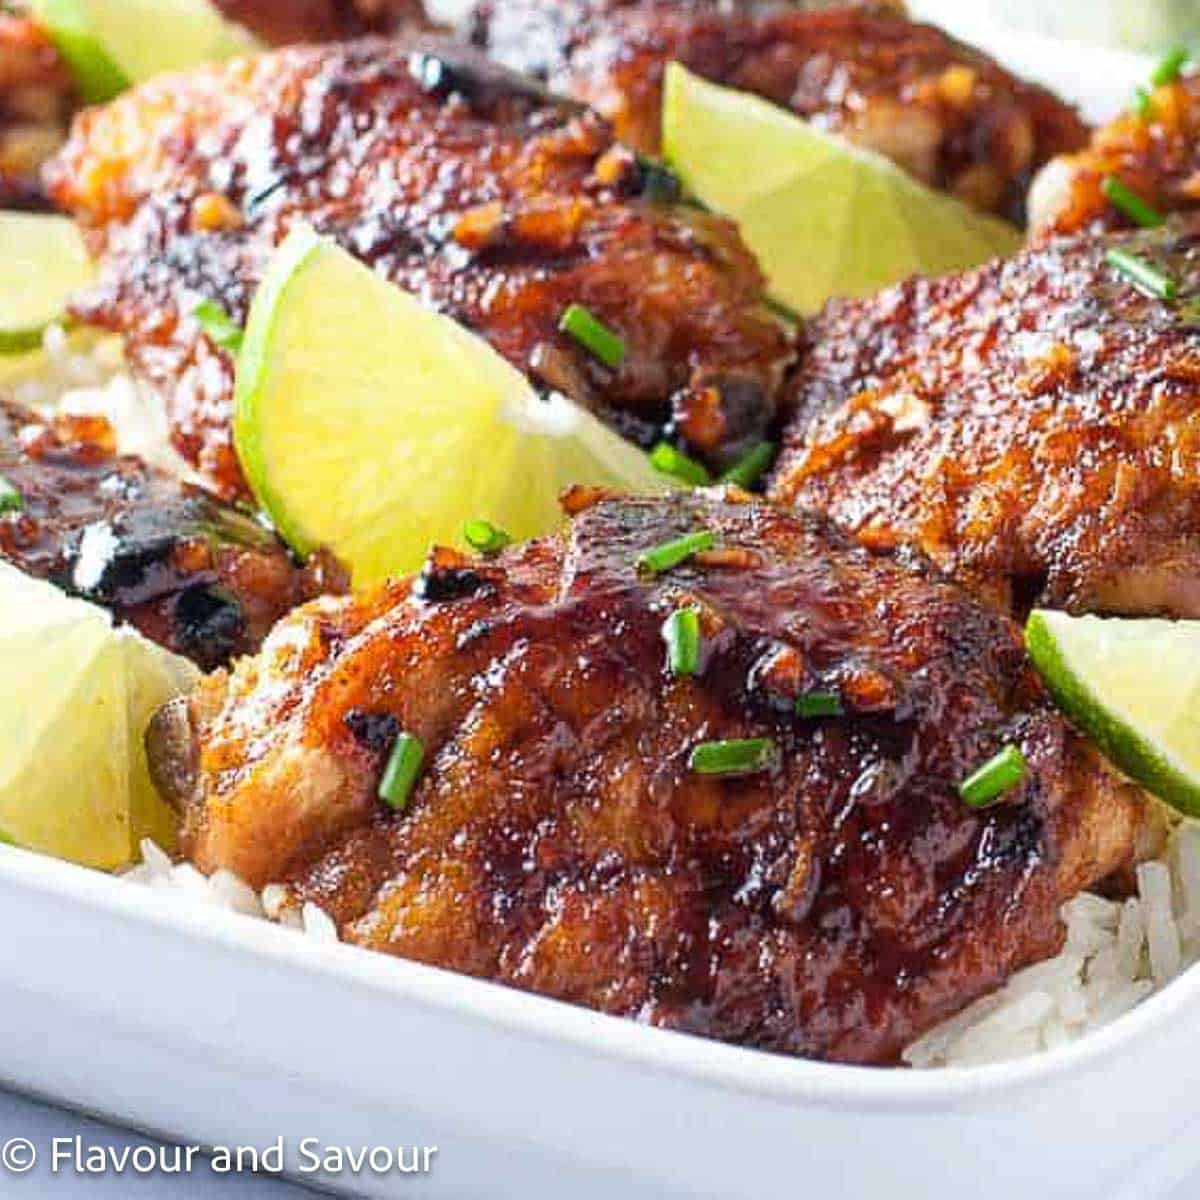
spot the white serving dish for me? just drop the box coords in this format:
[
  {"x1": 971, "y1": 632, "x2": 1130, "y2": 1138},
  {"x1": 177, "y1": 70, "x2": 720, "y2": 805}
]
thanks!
[
  {"x1": 2, "y1": 27, "x2": 1194, "y2": 1200},
  {"x1": 4, "y1": 845, "x2": 1200, "y2": 1200}
]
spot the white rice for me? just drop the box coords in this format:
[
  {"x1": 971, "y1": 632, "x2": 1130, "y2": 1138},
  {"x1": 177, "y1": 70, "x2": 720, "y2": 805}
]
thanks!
[
  {"x1": 124, "y1": 842, "x2": 343, "y2": 937},
  {"x1": 19, "y1": 329, "x2": 1199, "y2": 1069}
]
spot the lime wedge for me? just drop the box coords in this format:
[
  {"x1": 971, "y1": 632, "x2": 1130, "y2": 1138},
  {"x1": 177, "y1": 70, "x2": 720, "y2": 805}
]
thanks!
[
  {"x1": 32, "y1": 0, "x2": 261, "y2": 99},
  {"x1": 29, "y1": 0, "x2": 128, "y2": 103},
  {"x1": 234, "y1": 225, "x2": 669, "y2": 586},
  {"x1": 1026, "y1": 609, "x2": 1200, "y2": 816},
  {"x1": 661, "y1": 63, "x2": 1023, "y2": 314},
  {"x1": 0, "y1": 213, "x2": 92, "y2": 355},
  {"x1": 0, "y1": 562, "x2": 198, "y2": 868}
]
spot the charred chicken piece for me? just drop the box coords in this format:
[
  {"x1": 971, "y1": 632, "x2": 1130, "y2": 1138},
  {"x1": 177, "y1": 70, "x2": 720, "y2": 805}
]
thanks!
[
  {"x1": 0, "y1": 400, "x2": 343, "y2": 668},
  {"x1": 770, "y1": 217, "x2": 1200, "y2": 619},
  {"x1": 155, "y1": 489, "x2": 1145, "y2": 1065},
  {"x1": 211, "y1": 0, "x2": 429, "y2": 44},
  {"x1": 469, "y1": 1, "x2": 1088, "y2": 221},
  {"x1": 1030, "y1": 72, "x2": 1200, "y2": 237},
  {"x1": 0, "y1": 0, "x2": 429, "y2": 211},
  {"x1": 46, "y1": 38, "x2": 795, "y2": 498},
  {"x1": 0, "y1": 13, "x2": 74, "y2": 209}
]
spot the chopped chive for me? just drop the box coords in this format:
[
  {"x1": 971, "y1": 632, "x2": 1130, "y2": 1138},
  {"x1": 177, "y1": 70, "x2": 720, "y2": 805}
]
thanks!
[
  {"x1": 765, "y1": 297, "x2": 801, "y2": 326},
  {"x1": 650, "y1": 442, "x2": 711, "y2": 486},
  {"x1": 796, "y1": 691, "x2": 843, "y2": 719},
  {"x1": 720, "y1": 441, "x2": 776, "y2": 490},
  {"x1": 1152, "y1": 46, "x2": 1190, "y2": 87},
  {"x1": 636, "y1": 530, "x2": 716, "y2": 575},
  {"x1": 662, "y1": 606, "x2": 702, "y2": 676},
  {"x1": 379, "y1": 732, "x2": 424, "y2": 810},
  {"x1": 1133, "y1": 85, "x2": 1153, "y2": 120},
  {"x1": 1105, "y1": 247, "x2": 1178, "y2": 300},
  {"x1": 690, "y1": 737, "x2": 777, "y2": 777},
  {"x1": 192, "y1": 299, "x2": 244, "y2": 354},
  {"x1": 559, "y1": 303, "x2": 626, "y2": 369},
  {"x1": 959, "y1": 744, "x2": 1026, "y2": 809},
  {"x1": 0, "y1": 474, "x2": 22, "y2": 516},
  {"x1": 463, "y1": 518, "x2": 512, "y2": 555},
  {"x1": 1101, "y1": 177, "x2": 1164, "y2": 228},
  {"x1": 636, "y1": 156, "x2": 682, "y2": 204}
]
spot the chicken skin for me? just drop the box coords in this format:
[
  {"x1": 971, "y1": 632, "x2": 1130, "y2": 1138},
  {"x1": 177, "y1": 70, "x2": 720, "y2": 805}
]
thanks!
[
  {"x1": 770, "y1": 216, "x2": 1200, "y2": 618},
  {"x1": 0, "y1": 400, "x2": 343, "y2": 668},
  {"x1": 0, "y1": 13, "x2": 73, "y2": 208},
  {"x1": 1030, "y1": 72, "x2": 1200, "y2": 237},
  {"x1": 212, "y1": 0, "x2": 428, "y2": 44},
  {"x1": 46, "y1": 38, "x2": 794, "y2": 498},
  {"x1": 152, "y1": 489, "x2": 1145, "y2": 1064},
  {"x1": 469, "y1": 1, "x2": 1088, "y2": 221}
]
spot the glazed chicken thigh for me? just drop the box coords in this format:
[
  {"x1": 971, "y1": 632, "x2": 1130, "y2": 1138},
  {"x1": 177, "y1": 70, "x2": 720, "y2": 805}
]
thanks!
[
  {"x1": 770, "y1": 216, "x2": 1200, "y2": 619},
  {"x1": 154, "y1": 489, "x2": 1145, "y2": 1064},
  {"x1": 469, "y1": 1, "x2": 1088, "y2": 220},
  {"x1": 0, "y1": 2, "x2": 429, "y2": 211},
  {"x1": 46, "y1": 38, "x2": 794, "y2": 498},
  {"x1": 1031, "y1": 71, "x2": 1200, "y2": 237},
  {"x1": 0, "y1": 400, "x2": 342, "y2": 668}
]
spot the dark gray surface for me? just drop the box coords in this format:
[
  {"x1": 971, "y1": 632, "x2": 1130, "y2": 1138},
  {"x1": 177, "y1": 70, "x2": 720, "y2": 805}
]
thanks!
[
  {"x1": 1, "y1": 1087, "x2": 1197, "y2": 1198},
  {"x1": 0, "y1": 1091, "x2": 318, "y2": 1196}
]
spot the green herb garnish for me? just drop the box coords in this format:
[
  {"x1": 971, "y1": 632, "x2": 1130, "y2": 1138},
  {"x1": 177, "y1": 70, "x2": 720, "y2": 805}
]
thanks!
[
  {"x1": 720, "y1": 441, "x2": 776, "y2": 490},
  {"x1": 959, "y1": 745, "x2": 1027, "y2": 809},
  {"x1": 690, "y1": 737, "x2": 777, "y2": 777},
  {"x1": 662, "y1": 607, "x2": 702, "y2": 677},
  {"x1": 1152, "y1": 46, "x2": 1191, "y2": 87},
  {"x1": 796, "y1": 691, "x2": 843, "y2": 720},
  {"x1": 463, "y1": 518, "x2": 512, "y2": 556},
  {"x1": 1105, "y1": 248, "x2": 1178, "y2": 300},
  {"x1": 193, "y1": 299, "x2": 244, "y2": 354},
  {"x1": 1101, "y1": 178, "x2": 1164, "y2": 229},
  {"x1": 0, "y1": 474, "x2": 22, "y2": 516},
  {"x1": 636, "y1": 156, "x2": 682, "y2": 204},
  {"x1": 636, "y1": 530, "x2": 716, "y2": 575},
  {"x1": 559, "y1": 303, "x2": 626, "y2": 369},
  {"x1": 379, "y1": 732, "x2": 424, "y2": 810},
  {"x1": 650, "y1": 442, "x2": 711, "y2": 486}
]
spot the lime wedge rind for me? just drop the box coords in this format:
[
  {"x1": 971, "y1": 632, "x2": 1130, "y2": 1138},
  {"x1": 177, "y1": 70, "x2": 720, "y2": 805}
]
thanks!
[
  {"x1": 1026, "y1": 609, "x2": 1200, "y2": 816},
  {"x1": 32, "y1": 0, "x2": 262, "y2": 99},
  {"x1": 0, "y1": 213, "x2": 93, "y2": 358},
  {"x1": 0, "y1": 328, "x2": 55, "y2": 355},
  {"x1": 234, "y1": 223, "x2": 324, "y2": 558},
  {"x1": 661, "y1": 63, "x2": 1023, "y2": 314},
  {"x1": 31, "y1": 0, "x2": 130, "y2": 102}
]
